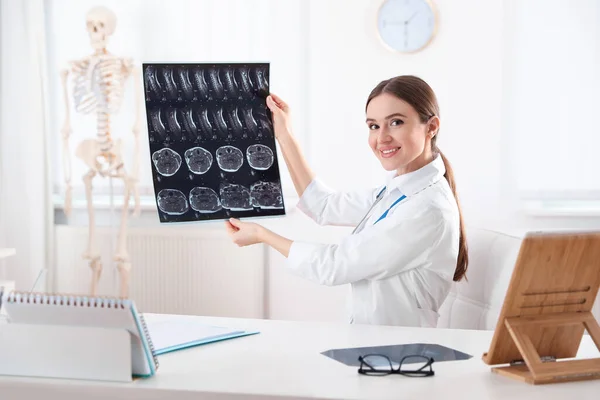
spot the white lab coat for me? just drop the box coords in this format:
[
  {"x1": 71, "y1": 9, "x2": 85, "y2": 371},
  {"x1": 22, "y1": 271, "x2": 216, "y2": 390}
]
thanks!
[{"x1": 285, "y1": 154, "x2": 460, "y2": 328}]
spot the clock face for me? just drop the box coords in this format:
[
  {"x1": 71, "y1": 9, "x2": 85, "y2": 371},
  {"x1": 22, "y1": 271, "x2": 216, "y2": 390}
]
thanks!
[{"x1": 377, "y1": 0, "x2": 436, "y2": 53}]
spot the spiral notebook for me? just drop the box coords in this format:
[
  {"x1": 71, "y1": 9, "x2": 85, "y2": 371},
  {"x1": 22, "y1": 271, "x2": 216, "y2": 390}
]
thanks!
[{"x1": 2, "y1": 291, "x2": 159, "y2": 378}]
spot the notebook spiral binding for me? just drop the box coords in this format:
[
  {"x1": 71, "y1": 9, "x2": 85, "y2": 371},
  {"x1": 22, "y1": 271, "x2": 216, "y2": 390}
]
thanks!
[
  {"x1": 138, "y1": 312, "x2": 160, "y2": 369},
  {"x1": 5, "y1": 291, "x2": 129, "y2": 309}
]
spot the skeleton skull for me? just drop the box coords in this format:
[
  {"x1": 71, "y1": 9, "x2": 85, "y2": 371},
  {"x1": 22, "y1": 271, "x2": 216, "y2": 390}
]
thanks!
[{"x1": 86, "y1": 6, "x2": 117, "y2": 51}]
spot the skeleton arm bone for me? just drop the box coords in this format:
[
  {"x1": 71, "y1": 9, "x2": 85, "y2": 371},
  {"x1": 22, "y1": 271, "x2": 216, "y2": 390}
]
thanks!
[{"x1": 60, "y1": 67, "x2": 73, "y2": 217}]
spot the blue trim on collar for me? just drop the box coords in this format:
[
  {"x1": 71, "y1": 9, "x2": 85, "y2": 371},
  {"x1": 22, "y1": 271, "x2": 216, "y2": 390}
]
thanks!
[{"x1": 373, "y1": 194, "x2": 407, "y2": 225}]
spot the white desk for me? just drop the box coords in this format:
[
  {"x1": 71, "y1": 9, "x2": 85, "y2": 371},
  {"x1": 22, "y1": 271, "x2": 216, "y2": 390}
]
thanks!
[{"x1": 0, "y1": 313, "x2": 599, "y2": 399}]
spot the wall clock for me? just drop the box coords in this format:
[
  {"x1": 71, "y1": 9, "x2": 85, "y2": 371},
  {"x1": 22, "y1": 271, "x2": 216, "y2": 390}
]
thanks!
[{"x1": 376, "y1": 0, "x2": 438, "y2": 53}]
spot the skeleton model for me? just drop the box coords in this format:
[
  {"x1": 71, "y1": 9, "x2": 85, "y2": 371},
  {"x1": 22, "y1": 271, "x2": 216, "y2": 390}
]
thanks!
[{"x1": 60, "y1": 6, "x2": 141, "y2": 298}]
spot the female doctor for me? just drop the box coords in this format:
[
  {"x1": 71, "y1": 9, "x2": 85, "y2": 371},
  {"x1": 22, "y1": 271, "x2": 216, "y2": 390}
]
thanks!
[{"x1": 225, "y1": 75, "x2": 468, "y2": 328}]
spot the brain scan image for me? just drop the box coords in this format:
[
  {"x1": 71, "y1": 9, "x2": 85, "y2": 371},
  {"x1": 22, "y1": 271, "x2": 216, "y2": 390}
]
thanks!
[
  {"x1": 191, "y1": 67, "x2": 210, "y2": 100},
  {"x1": 196, "y1": 107, "x2": 214, "y2": 137},
  {"x1": 221, "y1": 67, "x2": 240, "y2": 98},
  {"x1": 220, "y1": 183, "x2": 252, "y2": 210},
  {"x1": 212, "y1": 107, "x2": 229, "y2": 134},
  {"x1": 161, "y1": 66, "x2": 179, "y2": 101},
  {"x1": 235, "y1": 66, "x2": 254, "y2": 97},
  {"x1": 216, "y1": 145, "x2": 244, "y2": 172},
  {"x1": 184, "y1": 147, "x2": 213, "y2": 175},
  {"x1": 253, "y1": 107, "x2": 273, "y2": 136},
  {"x1": 252, "y1": 65, "x2": 269, "y2": 96},
  {"x1": 225, "y1": 106, "x2": 244, "y2": 137},
  {"x1": 144, "y1": 65, "x2": 163, "y2": 101},
  {"x1": 189, "y1": 187, "x2": 222, "y2": 213},
  {"x1": 152, "y1": 148, "x2": 182, "y2": 176},
  {"x1": 246, "y1": 144, "x2": 274, "y2": 170},
  {"x1": 144, "y1": 63, "x2": 285, "y2": 223},
  {"x1": 240, "y1": 106, "x2": 259, "y2": 136},
  {"x1": 166, "y1": 107, "x2": 183, "y2": 137},
  {"x1": 149, "y1": 108, "x2": 167, "y2": 138},
  {"x1": 207, "y1": 67, "x2": 225, "y2": 99},
  {"x1": 176, "y1": 66, "x2": 195, "y2": 100},
  {"x1": 181, "y1": 106, "x2": 198, "y2": 137},
  {"x1": 250, "y1": 181, "x2": 283, "y2": 209},
  {"x1": 157, "y1": 189, "x2": 189, "y2": 215}
]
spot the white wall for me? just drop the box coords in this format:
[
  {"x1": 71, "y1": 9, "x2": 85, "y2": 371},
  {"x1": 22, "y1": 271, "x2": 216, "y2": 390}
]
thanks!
[
  {"x1": 499, "y1": 0, "x2": 600, "y2": 234},
  {"x1": 505, "y1": 0, "x2": 600, "y2": 195}
]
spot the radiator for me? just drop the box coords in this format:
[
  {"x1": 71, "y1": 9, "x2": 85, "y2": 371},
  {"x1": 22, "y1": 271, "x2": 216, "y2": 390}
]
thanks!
[{"x1": 53, "y1": 225, "x2": 266, "y2": 318}]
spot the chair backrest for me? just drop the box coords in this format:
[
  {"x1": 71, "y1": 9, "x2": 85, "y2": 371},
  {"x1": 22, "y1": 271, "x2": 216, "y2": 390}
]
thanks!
[
  {"x1": 437, "y1": 227, "x2": 523, "y2": 330},
  {"x1": 438, "y1": 226, "x2": 600, "y2": 330}
]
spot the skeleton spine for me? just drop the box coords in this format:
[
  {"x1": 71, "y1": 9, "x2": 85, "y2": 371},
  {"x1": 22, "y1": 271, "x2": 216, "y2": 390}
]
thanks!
[{"x1": 97, "y1": 111, "x2": 112, "y2": 152}]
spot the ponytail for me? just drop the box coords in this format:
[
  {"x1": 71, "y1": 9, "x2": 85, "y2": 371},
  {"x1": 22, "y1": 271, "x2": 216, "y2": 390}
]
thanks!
[{"x1": 437, "y1": 150, "x2": 469, "y2": 282}]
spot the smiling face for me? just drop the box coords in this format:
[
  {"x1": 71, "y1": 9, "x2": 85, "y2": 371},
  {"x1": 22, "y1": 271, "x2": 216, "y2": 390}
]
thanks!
[{"x1": 366, "y1": 92, "x2": 439, "y2": 175}]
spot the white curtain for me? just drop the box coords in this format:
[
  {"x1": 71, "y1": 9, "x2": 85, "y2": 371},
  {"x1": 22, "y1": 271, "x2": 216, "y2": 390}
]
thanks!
[{"x1": 0, "y1": 0, "x2": 53, "y2": 291}]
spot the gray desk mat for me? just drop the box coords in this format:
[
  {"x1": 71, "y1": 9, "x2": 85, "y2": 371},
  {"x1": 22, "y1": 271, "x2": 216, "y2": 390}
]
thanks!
[{"x1": 321, "y1": 343, "x2": 472, "y2": 367}]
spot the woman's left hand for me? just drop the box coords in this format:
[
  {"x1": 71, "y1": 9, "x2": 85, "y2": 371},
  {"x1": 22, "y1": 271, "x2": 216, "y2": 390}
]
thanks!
[{"x1": 225, "y1": 218, "x2": 265, "y2": 247}]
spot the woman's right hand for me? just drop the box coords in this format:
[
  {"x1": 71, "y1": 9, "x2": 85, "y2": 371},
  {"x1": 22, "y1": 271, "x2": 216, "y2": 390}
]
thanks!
[
  {"x1": 265, "y1": 93, "x2": 315, "y2": 195},
  {"x1": 266, "y1": 93, "x2": 293, "y2": 139}
]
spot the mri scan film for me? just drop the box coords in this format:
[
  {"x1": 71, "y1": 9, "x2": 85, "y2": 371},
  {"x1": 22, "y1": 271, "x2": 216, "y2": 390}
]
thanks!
[{"x1": 143, "y1": 63, "x2": 285, "y2": 223}]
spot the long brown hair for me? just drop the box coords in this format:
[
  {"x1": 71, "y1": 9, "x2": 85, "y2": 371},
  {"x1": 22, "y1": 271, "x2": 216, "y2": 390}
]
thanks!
[{"x1": 365, "y1": 75, "x2": 468, "y2": 282}]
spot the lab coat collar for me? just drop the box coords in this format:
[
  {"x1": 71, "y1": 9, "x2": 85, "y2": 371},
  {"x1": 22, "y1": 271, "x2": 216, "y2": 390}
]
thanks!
[{"x1": 384, "y1": 153, "x2": 446, "y2": 197}]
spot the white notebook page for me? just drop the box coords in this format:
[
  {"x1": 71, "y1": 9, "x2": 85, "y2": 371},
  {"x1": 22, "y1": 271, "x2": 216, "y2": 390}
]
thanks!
[{"x1": 146, "y1": 318, "x2": 245, "y2": 352}]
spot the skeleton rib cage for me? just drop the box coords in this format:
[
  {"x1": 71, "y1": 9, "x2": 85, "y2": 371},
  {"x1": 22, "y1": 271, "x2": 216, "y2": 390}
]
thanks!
[{"x1": 70, "y1": 56, "x2": 129, "y2": 152}]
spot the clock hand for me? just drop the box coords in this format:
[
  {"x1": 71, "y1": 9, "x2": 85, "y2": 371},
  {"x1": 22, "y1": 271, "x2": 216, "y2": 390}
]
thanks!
[
  {"x1": 406, "y1": 10, "x2": 420, "y2": 24},
  {"x1": 403, "y1": 9, "x2": 419, "y2": 49}
]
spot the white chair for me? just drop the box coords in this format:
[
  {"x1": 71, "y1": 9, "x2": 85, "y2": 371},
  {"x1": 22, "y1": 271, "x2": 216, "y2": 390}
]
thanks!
[
  {"x1": 437, "y1": 227, "x2": 600, "y2": 330},
  {"x1": 437, "y1": 228, "x2": 523, "y2": 330}
]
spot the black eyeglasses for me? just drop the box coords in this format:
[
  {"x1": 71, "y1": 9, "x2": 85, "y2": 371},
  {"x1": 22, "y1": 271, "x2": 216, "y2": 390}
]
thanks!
[{"x1": 358, "y1": 354, "x2": 435, "y2": 377}]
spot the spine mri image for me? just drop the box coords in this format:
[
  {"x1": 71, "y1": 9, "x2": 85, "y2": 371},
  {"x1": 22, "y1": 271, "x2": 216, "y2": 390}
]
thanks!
[{"x1": 143, "y1": 63, "x2": 285, "y2": 223}]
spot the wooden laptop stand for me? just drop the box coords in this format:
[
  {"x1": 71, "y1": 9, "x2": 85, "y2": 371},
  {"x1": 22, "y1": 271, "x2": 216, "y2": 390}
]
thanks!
[{"x1": 482, "y1": 230, "x2": 600, "y2": 385}]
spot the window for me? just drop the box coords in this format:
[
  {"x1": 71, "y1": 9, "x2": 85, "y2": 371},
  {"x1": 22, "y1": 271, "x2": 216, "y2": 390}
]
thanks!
[
  {"x1": 503, "y1": 0, "x2": 600, "y2": 214},
  {"x1": 45, "y1": 0, "x2": 309, "y2": 209}
]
